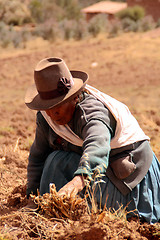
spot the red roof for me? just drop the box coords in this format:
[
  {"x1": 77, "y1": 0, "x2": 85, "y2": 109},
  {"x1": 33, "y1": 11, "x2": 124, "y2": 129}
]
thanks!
[{"x1": 82, "y1": 1, "x2": 127, "y2": 14}]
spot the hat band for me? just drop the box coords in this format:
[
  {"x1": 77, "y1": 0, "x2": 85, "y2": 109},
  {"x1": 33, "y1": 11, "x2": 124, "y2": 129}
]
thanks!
[
  {"x1": 39, "y1": 89, "x2": 65, "y2": 100},
  {"x1": 38, "y1": 77, "x2": 73, "y2": 100}
]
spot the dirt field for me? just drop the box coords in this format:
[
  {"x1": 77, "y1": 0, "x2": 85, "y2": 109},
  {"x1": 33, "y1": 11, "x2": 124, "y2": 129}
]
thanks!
[{"x1": 0, "y1": 30, "x2": 160, "y2": 239}]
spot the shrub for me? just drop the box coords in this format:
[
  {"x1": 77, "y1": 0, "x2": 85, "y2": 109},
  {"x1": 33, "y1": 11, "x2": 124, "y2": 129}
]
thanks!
[
  {"x1": 29, "y1": 0, "x2": 82, "y2": 23},
  {"x1": 72, "y1": 19, "x2": 88, "y2": 40},
  {"x1": 0, "y1": 22, "x2": 15, "y2": 47},
  {"x1": 87, "y1": 14, "x2": 108, "y2": 37},
  {"x1": 29, "y1": 0, "x2": 63, "y2": 23},
  {"x1": 116, "y1": 5, "x2": 145, "y2": 22},
  {"x1": 33, "y1": 19, "x2": 59, "y2": 41},
  {"x1": 138, "y1": 16, "x2": 156, "y2": 32},
  {"x1": 121, "y1": 18, "x2": 139, "y2": 32},
  {"x1": 58, "y1": 18, "x2": 88, "y2": 41},
  {"x1": 56, "y1": 0, "x2": 82, "y2": 21},
  {"x1": 0, "y1": 21, "x2": 32, "y2": 48},
  {"x1": 108, "y1": 20, "x2": 122, "y2": 38},
  {"x1": 29, "y1": 0, "x2": 43, "y2": 23},
  {"x1": 14, "y1": 28, "x2": 32, "y2": 47},
  {"x1": 64, "y1": 0, "x2": 82, "y2": 21},
  {"x1": 59, "y1": 19, "x2": 76, "y2": 40},
  {"x1": 0, "y1": 0, "x2": 32, "y2": 25},
  {"x1": 156, "y1": 18, "x2": 160, "y2": 28}
]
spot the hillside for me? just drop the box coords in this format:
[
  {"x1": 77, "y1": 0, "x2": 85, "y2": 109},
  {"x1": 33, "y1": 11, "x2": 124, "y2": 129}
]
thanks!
[{"x1": 0, "y1": 31, "x2": 160, "y2": 239}]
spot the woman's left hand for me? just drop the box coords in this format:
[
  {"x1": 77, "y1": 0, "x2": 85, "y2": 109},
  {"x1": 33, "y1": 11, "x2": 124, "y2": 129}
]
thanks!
[{"x1": 58, "y1": 175, "x2": 85, "y2": 196}]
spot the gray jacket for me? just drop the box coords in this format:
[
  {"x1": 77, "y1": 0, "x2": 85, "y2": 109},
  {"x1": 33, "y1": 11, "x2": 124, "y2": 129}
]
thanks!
[{"x1": 27, "y1": 93, "x2": 153, "y2": 196}]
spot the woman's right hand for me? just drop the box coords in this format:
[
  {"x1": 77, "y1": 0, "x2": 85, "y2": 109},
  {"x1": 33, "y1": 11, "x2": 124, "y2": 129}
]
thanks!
[{"x1": 58, "y1": 175, "x2": 85, "y2": 196}]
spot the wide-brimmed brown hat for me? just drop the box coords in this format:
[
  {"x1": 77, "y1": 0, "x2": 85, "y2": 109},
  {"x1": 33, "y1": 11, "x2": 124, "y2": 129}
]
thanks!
[{"x1": 25, "y1": 57, "x2": 88, "y2": 110}]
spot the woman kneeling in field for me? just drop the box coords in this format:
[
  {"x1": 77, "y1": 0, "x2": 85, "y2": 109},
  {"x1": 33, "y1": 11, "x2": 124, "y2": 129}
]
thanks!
[{"x1": 25, "y1": 57, "x2": 160, "y2": 224}]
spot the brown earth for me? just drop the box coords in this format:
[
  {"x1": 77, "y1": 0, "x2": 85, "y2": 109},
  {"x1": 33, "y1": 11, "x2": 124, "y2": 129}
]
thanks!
[{"x1": 0, "y1": 31, "x2": 160, "y2": 239}]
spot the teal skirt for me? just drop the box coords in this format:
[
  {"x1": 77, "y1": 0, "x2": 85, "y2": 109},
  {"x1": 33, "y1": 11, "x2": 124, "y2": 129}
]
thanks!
[{"x1": 39, "y1": 151, "x2": 160, "y2": 224}]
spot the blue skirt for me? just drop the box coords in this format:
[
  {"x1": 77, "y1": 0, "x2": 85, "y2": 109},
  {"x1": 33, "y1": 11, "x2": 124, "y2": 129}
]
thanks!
[{"x1": 39, "y1": 151, "x2": 160, "y2": 224}]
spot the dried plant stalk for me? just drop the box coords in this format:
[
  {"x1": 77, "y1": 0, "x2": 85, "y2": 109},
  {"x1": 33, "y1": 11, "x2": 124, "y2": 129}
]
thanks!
[{"x1": 31, "y1": 184, "x2": 86, "y2": 220}]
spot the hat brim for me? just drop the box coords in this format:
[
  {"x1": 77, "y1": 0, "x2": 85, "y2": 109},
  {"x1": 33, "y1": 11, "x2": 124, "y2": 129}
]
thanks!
[{"x1": 25, "y1": 70, "x2": 88, "y2": 110}]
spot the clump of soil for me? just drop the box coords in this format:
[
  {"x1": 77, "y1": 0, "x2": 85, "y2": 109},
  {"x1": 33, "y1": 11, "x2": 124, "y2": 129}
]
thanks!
[{"x1": 7, "y1": 184, "x2": 27, "y2": 208}]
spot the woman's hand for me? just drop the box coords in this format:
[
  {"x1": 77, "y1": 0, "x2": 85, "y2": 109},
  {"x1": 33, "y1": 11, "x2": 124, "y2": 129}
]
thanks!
[{"x1": 58, "y1": 175, "x2": 85, "y2": 196}]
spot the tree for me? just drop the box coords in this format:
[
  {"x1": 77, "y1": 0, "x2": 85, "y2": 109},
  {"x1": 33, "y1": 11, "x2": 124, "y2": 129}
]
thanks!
[{"x1": 0, "y1": 0, "x2": 32, "y2": 25}]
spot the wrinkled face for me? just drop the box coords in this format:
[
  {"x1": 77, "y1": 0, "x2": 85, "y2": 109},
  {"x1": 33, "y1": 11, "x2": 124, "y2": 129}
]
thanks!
[{"x1": 45, "y1": 99, "x2": 77, "y2": 125}]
